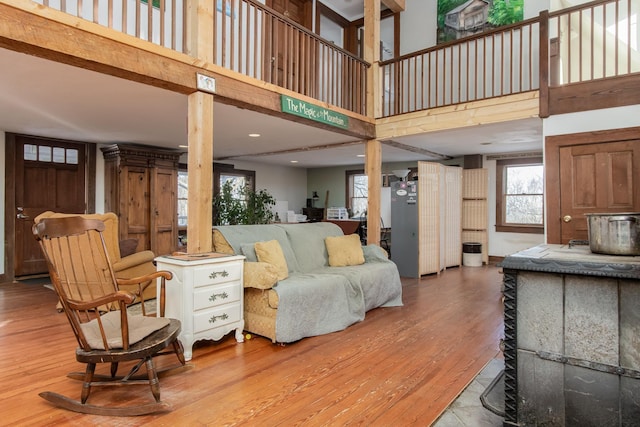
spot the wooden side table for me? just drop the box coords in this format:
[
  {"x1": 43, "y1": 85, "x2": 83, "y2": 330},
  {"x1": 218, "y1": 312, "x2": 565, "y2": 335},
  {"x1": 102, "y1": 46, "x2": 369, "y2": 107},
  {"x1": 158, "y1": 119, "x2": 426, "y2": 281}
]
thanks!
[{"x1": 155, "y1": 253, "x2": 245, "y2": 361}]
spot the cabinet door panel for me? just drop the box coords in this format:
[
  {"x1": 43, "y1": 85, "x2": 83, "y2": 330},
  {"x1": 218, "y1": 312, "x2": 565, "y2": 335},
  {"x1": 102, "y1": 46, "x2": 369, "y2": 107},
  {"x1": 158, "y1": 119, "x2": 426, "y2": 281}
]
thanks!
[
  {"x1": 124, "y1": 166, "x2": 150, "y2": 247},
  {"x1": 151, "y1": 167, "x2": 177, "y2": 256}
]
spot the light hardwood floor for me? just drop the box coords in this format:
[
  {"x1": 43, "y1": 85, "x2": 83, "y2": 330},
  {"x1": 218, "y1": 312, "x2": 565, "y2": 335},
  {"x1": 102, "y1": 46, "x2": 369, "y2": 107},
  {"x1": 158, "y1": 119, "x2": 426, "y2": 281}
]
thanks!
[{"x1": 1, "y1": 265, "x2": 504, "y2": 426}]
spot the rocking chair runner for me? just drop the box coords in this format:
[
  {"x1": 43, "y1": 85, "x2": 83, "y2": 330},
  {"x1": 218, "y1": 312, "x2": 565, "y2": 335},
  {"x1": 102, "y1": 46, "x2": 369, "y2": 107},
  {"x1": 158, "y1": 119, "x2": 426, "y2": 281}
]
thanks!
[{"x1": 33, "y1": 216, "x2": 186, "y2": 416}]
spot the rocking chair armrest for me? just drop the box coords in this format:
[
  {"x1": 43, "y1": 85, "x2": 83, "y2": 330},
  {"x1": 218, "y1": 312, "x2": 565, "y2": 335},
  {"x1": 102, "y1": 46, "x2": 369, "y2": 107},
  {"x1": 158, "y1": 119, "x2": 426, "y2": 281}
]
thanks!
[
  {"x1": 116, "y1": 271, "x2": 173, "y2": 317},
  {"x1": 67, "y1": 290, "x2": 136, "y2": 311},
  {"x1": 116, "y1": 270, "x2": 173, "y2": 288}
]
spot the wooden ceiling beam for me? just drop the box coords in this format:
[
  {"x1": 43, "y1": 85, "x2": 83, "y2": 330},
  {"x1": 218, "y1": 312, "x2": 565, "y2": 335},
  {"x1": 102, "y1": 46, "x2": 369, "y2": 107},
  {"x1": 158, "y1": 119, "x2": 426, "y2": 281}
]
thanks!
[
  {"x1": 217, "y1": 140, "x2": 363, "y2": 160},
  {"x1": 381, "y1": 0, "x2": 405, "y2": 13},
  {"x1": 382, "y1": 139, "x2": 451, "y2": 160}
]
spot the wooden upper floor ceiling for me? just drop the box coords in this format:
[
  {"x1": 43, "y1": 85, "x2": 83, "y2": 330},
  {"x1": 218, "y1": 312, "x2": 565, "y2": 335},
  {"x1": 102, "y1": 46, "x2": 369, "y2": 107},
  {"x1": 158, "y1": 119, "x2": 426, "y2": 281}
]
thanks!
[{"x1": 0, "y1": 0, "x2": 637, "y2": 167}]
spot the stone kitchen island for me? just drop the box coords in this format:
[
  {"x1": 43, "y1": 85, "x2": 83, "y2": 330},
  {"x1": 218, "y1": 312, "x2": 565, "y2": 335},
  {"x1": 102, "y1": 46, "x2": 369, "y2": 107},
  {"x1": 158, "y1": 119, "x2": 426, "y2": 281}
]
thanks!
[{"x1": 500, "y1": 244, "x2": 640, "y2": 426}]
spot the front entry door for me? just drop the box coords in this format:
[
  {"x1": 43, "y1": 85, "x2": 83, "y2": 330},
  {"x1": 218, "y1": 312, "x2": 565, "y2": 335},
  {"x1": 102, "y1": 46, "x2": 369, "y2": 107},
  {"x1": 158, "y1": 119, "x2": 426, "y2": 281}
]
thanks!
[
  {"x1": 12, "y1": 135, "x2": 87, "y2": 276},
  {"x1": 557, "y1": 140, "x2": 640, "y2": 243}
]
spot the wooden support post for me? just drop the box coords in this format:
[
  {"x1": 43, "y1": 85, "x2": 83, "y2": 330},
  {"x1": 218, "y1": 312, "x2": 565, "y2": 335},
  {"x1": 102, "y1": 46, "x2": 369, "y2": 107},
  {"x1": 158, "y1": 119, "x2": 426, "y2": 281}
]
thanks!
[
  {"x1": 364, "y1": 1, "x2": 382, "y2": 246},
  {"x1": 365, "y1": 139, "x2": 382, "y2": 246},
  {"x1": 539, "y1": 10, "x2": 549, "y2": 118},
  {"x1": 185, "y1": 0, "x2": 214, "y2": 253},
  {"x1": 364, "y1": 0, "x2": 381, "y2": 119},
  {"x1": 186, "y1": 0, "x2": 214, "y2": 61},
  {"x1": 186, "y1": 92, "x2": 214, "y2": 254}
]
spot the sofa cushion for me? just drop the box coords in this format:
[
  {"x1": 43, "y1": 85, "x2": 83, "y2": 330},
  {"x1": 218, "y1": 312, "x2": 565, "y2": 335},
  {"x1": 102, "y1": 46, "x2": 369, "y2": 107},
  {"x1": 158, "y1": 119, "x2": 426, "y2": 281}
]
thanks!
[
  {"x1": 215, "y1": 225, "x2": 300, "y2": 273},
  {"x1": 255, "y1": 240, "x2": 288, "y2": 280},
  {"x1": 313, "y1": 258, "x2": 403, "y2": 311},
  {"x1": 277, "y1": 222, "x2": 343, "y2": 273},
  {"x1": 241, "y1": 243, "x2": 258, "y2": 262},
  {"x1": 325, "y1": 234, "x2": 365, "y2": 267},
  {"x1": 273, "y1": 272, "x2": 365, "y2": 342}
]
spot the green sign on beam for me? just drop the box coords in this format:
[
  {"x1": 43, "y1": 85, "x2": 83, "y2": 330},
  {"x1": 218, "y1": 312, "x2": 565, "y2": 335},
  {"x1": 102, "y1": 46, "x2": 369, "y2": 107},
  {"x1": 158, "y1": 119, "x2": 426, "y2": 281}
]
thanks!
[{"x1": 280, "y1": 95, "x2": 349, "y2": 129}]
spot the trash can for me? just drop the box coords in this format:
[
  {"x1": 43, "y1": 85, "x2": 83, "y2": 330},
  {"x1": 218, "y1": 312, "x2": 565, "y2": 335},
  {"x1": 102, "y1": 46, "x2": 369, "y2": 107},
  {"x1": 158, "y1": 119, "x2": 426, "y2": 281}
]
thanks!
[{"x1": 462, "y1": 242, "x2": 482, "y2": 267}]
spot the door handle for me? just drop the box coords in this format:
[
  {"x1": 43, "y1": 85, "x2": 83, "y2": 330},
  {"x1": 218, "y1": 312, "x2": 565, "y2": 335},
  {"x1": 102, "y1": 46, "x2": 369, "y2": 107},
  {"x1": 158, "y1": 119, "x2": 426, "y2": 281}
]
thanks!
[
  {"x1": 562, "y1": 215, "x2": 572, "y2": 223},
  {"x1": 16, "y1": 207, "x2": 30, "y2": 220}
]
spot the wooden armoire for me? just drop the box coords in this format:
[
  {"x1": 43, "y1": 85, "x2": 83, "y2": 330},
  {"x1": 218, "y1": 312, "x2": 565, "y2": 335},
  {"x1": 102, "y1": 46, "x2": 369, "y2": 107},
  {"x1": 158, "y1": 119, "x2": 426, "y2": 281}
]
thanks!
[{"x1": 101, "y1": 144, "x2": 180, "y2": 257}]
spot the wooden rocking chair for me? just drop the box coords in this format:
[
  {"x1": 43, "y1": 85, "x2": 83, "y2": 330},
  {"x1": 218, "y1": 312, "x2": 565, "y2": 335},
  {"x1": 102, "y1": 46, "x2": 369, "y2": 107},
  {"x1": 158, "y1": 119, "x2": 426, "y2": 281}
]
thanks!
[{"x1": 33, "y1": 216, "x2": 186, "y2": 416}]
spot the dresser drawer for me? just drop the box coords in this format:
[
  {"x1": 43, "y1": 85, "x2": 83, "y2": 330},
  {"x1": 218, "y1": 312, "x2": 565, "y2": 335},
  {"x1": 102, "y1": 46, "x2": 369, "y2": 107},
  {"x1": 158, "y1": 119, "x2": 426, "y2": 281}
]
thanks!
[
  {"x1": 193, "y1": 302, "x2": 242, "y2": 334},
  {"x1": 193, "y1": 260, "x2": 242, "y2": 288},
  {"x1": 193, "y1": 282, "x2": 241, "y2": 311}
]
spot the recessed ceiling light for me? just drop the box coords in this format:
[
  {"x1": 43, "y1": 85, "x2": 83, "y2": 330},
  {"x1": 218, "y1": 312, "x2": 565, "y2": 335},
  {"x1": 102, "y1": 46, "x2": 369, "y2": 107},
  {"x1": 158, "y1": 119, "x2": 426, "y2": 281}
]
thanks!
[
  {"x1": 178, "y1": 144, "x2": 188, "y2": 148},
  {"x1": 248, "y1": 133, "x2": 261, "y2": 138},
  {"x1": 357, "y1": 154, "x2": 365, "y2": 157},
  {"x1": 290, "y1": 160, "x2": 298, "y2": 163}
]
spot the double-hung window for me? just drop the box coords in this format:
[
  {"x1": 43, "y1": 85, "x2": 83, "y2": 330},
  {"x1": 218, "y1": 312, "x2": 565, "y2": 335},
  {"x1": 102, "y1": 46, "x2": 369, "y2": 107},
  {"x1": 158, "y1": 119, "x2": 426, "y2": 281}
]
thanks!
[
  {"x1": 496, "y1": 157, "x2": 544, "y2": 234},
  {"x1": 346, "y1": 170, "x2": 368, "y2": 217}
]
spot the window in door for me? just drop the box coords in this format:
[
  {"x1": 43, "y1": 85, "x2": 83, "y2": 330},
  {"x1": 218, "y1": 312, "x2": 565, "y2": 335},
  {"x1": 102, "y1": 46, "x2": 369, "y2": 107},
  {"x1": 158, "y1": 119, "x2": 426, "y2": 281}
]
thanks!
[
  {"x1": 496, "y1": 157, "x2": 544, "y2": 233},
  {"x1": 24, "y1": 143, "x2": 79, "y2": 164},
  {"x1": 346, "y1": 169, "x2": 368, "y2": 217}
]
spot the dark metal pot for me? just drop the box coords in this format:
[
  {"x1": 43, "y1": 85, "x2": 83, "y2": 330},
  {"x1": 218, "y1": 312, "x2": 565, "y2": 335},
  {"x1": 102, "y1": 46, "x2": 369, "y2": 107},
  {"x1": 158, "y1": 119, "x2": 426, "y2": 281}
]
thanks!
[{"x1": 585, "y1": 213, "x2": 640, "y2": 255}]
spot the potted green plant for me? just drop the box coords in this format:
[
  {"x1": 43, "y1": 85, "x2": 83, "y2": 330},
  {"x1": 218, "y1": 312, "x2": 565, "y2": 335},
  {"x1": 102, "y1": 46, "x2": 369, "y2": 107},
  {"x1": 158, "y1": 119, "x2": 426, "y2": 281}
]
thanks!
[{"x1": 213, "y1": 181, "x2": 276, "y2": 225}]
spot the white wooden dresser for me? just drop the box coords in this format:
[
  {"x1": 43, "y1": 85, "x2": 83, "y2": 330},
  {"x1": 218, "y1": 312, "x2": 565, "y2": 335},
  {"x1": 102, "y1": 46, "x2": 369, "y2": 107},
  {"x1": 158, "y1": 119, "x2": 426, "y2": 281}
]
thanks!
[{"x1": 155, "y1": 253, "x2": 245, "y2": 361}]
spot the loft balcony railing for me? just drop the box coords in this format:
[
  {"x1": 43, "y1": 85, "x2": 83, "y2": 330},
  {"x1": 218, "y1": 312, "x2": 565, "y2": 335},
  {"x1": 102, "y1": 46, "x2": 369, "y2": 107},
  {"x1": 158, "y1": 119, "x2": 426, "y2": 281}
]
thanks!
[
  {"x1": 32, "y1": 0, "x2": 368, "y2": 115},
  {"x1": 212, "y1": 0, "x2": 367, "y2": 115},
  {"x1": 28, "y1": 0, "x2": 639, "y2": 119},
  {"x1": 380, "y1": 0, "x2": 638, "y2": 118},
  {"x1": 548, "y1": 0, "x2": 639, "y2": 85},
  {"x1": 380, "y1": 18, "x2": 541, "y2": 117},
  {"x1": 34, "y1": 0, "x2": 188, "y2": 51}
]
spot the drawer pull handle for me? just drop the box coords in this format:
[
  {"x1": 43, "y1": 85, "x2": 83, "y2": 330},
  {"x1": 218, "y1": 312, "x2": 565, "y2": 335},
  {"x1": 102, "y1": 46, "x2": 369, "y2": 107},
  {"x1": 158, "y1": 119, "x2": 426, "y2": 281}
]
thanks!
[
  {"x1": 209, "y1": 313, "x2": 229, "y2": 324},
  {"x1": 209, "y1": 270, "x2": 229, "y2": 279},
  {"x1": 209, "y1": 292, "x2": 229, "y2": 302}
]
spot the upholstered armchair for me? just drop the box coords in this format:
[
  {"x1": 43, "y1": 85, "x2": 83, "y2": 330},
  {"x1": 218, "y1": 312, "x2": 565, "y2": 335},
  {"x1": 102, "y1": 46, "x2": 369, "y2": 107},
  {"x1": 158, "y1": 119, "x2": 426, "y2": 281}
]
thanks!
[{"x1": 34, "y1": 211, "x2": 157, "y2": 301}]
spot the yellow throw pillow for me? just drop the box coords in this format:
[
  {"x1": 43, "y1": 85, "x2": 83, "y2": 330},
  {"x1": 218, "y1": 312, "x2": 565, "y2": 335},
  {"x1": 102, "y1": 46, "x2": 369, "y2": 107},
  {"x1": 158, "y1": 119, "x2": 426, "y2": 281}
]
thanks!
[
  {"x1": 325, "y1": 234, "x2": 365, "y2": 267},
  {"x1": 254, "y1": 240, "x2": 289, "y2": 280}
]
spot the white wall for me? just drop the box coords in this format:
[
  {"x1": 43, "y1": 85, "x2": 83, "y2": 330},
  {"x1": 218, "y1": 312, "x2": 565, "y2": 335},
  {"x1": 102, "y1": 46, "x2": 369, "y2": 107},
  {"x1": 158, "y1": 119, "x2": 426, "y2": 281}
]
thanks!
[
  {"x1": 399, "y1": 0, "x2": 550, "y2": 56},
  {"x1": 526, "y1": 0, "x2": 551, "y2": 17},
  {"x1": 544, "y1": 105, "x2": 640, "y2": 136},
  {"x1": 485, "y1": 157, "x2": 545, "y2": 257},
  {"x1": 400, "y1": 0, "x2": 438, "y2": 55}
]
